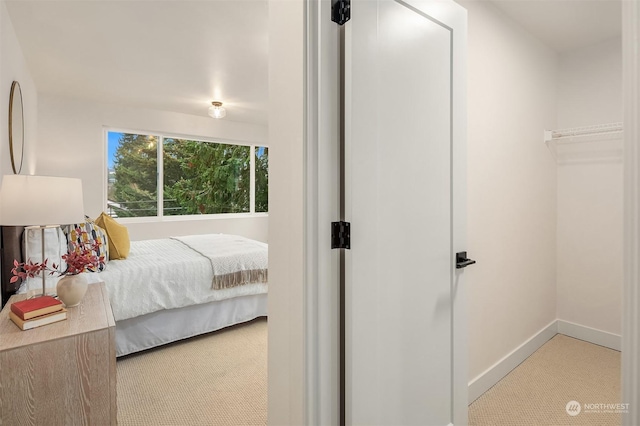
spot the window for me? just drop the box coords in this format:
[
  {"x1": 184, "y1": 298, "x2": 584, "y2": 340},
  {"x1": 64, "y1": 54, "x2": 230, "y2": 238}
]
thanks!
[
  {"x1": 255, "y1": 146, "x2": 268, "y2": 213},
  {"x1": 107, "y1": 131, "x2": 268, "y2": 218},
  {"x1": 163, "y1": 138, "x2": 250, "y2": 215},
  {"x1": 107, "y1": 132, "x2": 158, "y2": 217}
]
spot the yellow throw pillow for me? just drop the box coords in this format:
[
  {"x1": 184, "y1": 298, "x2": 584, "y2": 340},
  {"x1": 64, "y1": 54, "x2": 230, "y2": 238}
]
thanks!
[{"x1": 95, "y1": 212, "x2": 130, "y2": 260}]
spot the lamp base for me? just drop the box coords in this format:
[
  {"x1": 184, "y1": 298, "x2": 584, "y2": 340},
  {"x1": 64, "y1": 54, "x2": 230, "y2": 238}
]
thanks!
[
  {"x1": 24, "y1": 225, "x2": 62, "y2": 299},
  {"x1": 26, "y1": 281, "x2": 57, "y2": 299}
]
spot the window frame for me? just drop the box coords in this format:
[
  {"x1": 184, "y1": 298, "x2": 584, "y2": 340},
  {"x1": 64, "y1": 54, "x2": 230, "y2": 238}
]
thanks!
[{"x1": 104, "y1": 127, "x2": 269, "y2": 223}]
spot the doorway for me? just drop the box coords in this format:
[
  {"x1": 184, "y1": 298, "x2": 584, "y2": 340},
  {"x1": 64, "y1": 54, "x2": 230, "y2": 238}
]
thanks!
[{"x1": 292, "y1": 0, "x2": 637, "y2": 426}]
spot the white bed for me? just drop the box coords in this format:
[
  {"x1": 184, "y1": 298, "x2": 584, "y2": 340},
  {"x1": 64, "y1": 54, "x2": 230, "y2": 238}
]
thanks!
[
  {"x1": 113, "y1": 293, "x2": 266, "y2": 357},
  {"x1": 85, "y1": 234, "x2": 268, "y2": 356}
]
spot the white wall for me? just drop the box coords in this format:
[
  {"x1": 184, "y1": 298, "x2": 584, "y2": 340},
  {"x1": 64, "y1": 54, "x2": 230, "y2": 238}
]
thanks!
[
  {"x1": 36, "y1": 95, "x2": 268, "y2": 242},
  {"x1": 557, "y1": 38, "x2": 622, "y2": 127},
  {"x1": 0, "y1": 0, "x2": 37, "y2": 178},
  {"x1": 621, "y1": 2, "x2": 640, "y2": 422},
  {"x1": 556, "y1": 38, "x2": 623, "y2": 335},
  {"x1": 267, "y1": 0, "x2": 305, "y2": 423},
  {"x1": 458, "y1": 0, "x2": 559, "y2": 384},
  {"x1": 0, "y1": 0, "x2": 38, "y2": 288}
]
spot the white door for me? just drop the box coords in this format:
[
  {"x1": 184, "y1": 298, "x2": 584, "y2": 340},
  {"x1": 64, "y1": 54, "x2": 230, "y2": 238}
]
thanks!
[{"x1": 345, "y1": 0, "x2": 468, "y2": 424}]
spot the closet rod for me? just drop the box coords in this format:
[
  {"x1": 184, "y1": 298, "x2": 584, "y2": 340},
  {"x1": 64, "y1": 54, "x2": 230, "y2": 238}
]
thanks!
[{"x1": 545, "y1": 122, "x2": 623, "y2": 142}]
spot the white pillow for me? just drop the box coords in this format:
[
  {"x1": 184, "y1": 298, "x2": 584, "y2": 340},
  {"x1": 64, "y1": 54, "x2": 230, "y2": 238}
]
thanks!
[{"x1": 21, "y1": 227, "x2": 68, "y2": 296}]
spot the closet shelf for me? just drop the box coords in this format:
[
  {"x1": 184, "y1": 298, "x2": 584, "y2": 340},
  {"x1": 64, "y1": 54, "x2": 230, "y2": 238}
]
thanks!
[
  {"x1": 544, "y1": 122, "x2": 623, "y2": 144},
  {"x1": 545, "y1": 122, "x2": 624, "y2": 164}
]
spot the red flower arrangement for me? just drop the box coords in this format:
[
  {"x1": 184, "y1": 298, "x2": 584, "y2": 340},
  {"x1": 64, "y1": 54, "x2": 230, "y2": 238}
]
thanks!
[{"x1": 10, "y1": 230, "x2": 105, "y2": 283}]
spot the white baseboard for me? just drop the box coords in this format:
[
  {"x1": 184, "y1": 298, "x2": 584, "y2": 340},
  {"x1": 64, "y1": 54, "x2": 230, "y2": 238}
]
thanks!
[
  {"x1": 468, "y1": 319, "x2": 622, "y2": 404},
  {"x1": 557, "y1": 319, "x2": 621, "y2": 351},
  {"x1": 467, "y1": 320, "x2": 558, "y2": 404}
]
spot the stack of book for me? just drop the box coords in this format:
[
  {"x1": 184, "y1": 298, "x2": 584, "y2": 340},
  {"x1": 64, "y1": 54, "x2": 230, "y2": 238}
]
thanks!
[{"x1": 9, "y1": 296, "x2": 67, "y2": 330}]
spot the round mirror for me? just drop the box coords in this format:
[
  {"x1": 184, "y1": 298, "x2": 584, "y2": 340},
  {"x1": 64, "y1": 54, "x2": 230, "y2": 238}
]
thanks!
[{"x1": 9, "y1": 81, "x2": 24, "y2": 175}]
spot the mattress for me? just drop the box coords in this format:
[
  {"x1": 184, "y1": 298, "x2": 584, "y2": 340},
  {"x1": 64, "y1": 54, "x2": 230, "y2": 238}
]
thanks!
[{"x1": 85, "y1": 236, "x2": 268, "y2": 322}]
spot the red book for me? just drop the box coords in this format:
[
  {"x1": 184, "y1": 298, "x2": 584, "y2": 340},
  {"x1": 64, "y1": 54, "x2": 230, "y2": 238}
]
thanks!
[{"x1": 11, "y1": 296, "x2": 63, "y2": 321}]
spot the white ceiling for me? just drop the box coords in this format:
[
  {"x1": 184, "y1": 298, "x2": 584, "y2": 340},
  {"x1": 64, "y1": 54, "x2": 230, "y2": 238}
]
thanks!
[
  {"x1": 5, "y1": 0, "x2": 269, "y2": 125},
  {"x1": 489, "y1": 0, "x2": 622, "y2": 53},
  {"x1": 5, "y1": 0, "x2": 621, "y2": 126}
]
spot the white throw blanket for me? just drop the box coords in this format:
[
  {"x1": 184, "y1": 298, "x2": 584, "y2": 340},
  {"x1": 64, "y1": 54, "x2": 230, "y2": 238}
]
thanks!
[{"x1": 171, "y1": 234, "x2": 268, "y2": 290}]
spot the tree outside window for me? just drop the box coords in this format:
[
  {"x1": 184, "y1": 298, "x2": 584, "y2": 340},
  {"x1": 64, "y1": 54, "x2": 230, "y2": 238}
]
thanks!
[{"x1": 107, "y1": 131, "x2": 268, "y2": 218}]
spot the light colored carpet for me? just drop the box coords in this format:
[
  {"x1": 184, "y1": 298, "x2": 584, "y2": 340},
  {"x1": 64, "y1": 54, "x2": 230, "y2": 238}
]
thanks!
[
  {"x1": 469, "y1": 334, "x2": 621, "y2": 426},
  {"x1": 117, "y1": 318, "x2": 267, "y2": 426}
]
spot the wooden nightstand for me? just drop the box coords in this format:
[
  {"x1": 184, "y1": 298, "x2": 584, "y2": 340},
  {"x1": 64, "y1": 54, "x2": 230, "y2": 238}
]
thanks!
[{"x1": 0, "y1": 282, "x2": 116, "y2": 425}]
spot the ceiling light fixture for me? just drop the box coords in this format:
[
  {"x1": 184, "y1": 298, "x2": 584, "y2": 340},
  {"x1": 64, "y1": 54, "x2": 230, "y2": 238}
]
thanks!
[{"x1": 208, "y1": 101, "x2": 226, "y2": 119}]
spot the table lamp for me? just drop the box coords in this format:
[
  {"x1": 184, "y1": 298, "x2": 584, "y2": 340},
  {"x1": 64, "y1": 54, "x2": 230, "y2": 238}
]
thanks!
[{"x1": 0, "y1": 175, "x2": 84, "y2": 297}]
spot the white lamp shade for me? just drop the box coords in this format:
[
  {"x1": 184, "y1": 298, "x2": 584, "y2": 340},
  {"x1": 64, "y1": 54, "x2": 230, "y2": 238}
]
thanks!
[{"x1": 0, "y1": 175, "x2": 85, "y2": 226}]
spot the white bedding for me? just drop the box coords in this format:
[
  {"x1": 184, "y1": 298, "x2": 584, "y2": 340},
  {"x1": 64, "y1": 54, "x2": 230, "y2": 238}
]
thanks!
[
  {"x1": 114, "y1": 293, "x2": 267, "y2": 356},
  {"x1": 85, "y1": 237, "x2": 268, "y2": 321},
  {"x1": 172, "y1": 234, "x2": 268, "y2": 289}
]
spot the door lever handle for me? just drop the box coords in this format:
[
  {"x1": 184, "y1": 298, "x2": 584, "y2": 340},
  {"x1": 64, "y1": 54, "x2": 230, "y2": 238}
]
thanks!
[{"x1": 456, "y1": 252, "x2": 476, "y2": 269}]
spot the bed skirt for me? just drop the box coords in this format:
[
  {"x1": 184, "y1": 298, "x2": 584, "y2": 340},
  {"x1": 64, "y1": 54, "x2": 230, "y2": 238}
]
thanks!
[{"x1": 115, "y1": 293, "x2": 267, "y2": 357}]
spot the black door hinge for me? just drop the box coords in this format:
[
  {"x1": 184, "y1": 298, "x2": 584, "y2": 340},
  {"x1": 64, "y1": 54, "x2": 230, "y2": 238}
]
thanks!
[
  {"x1": 331, "y1": 0, "x2": 351, "y2": 25},
  {"x1": 456, "y1": 252, "x2": 476, "y2": 269},
  {"x1": 331, "y1": 221, "x2": 351, "y2": 249}
]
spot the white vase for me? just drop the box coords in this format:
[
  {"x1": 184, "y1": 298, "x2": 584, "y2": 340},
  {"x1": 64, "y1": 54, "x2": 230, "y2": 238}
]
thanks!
[{"x1": 56, "y1": 274, "x2": 88, "y2": 307}]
